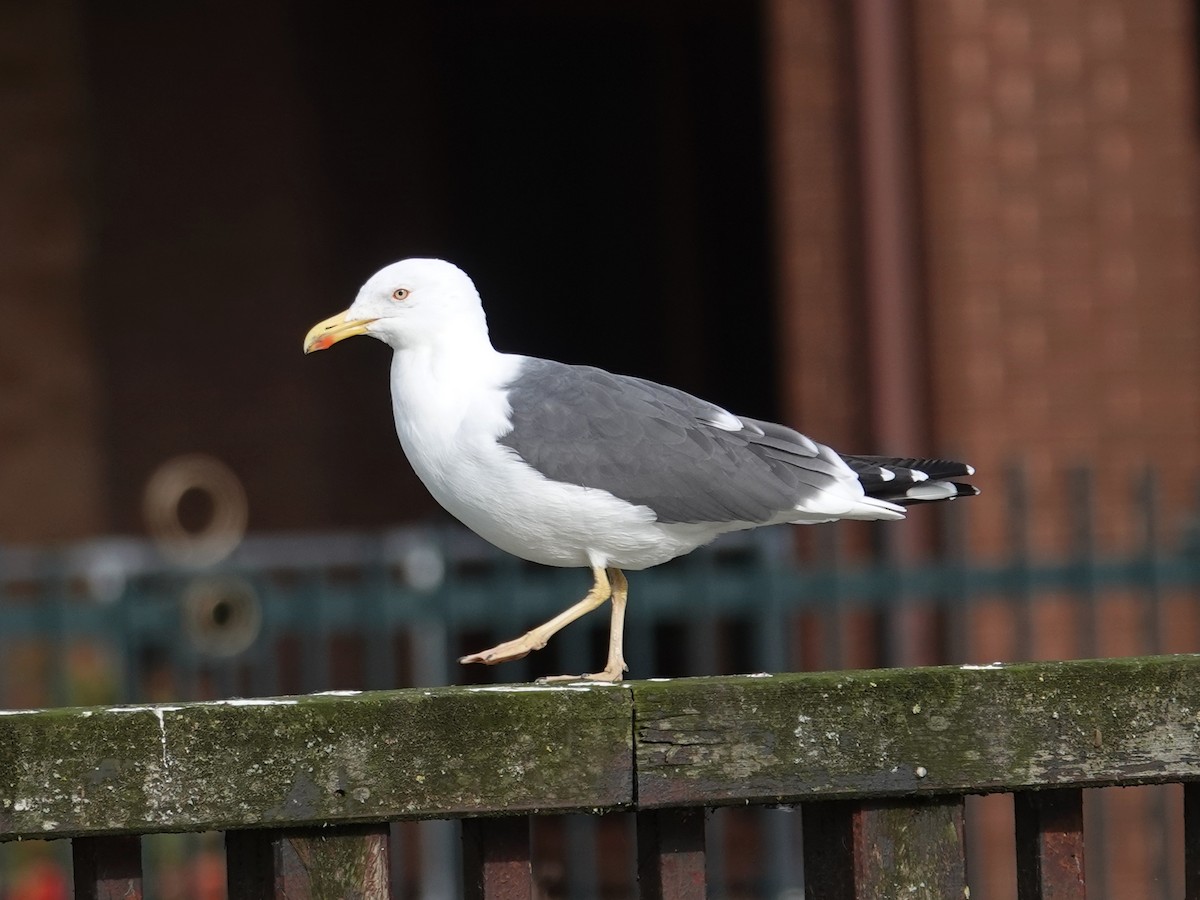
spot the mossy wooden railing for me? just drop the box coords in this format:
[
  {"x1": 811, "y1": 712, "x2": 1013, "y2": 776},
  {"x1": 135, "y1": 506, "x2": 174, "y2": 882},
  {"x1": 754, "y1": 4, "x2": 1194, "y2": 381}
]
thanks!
[{"x1": 2, "y1": 656, "x2": 1200, "y2": 899}]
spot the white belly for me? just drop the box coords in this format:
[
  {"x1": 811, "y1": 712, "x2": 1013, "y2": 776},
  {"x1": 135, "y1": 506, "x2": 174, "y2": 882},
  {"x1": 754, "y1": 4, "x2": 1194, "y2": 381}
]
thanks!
[{"x1": 405, "y1": 431, "x2": 725, "y2": 569}]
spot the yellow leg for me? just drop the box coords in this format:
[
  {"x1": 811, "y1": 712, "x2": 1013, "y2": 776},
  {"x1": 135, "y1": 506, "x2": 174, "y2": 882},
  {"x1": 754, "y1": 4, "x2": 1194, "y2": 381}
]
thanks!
[
  {"x1": 459, "y1": 566, "x2": 612, "y2": 667},
  {"x1": 539, "y1": 567, "x2": 629, "y2": 684}
]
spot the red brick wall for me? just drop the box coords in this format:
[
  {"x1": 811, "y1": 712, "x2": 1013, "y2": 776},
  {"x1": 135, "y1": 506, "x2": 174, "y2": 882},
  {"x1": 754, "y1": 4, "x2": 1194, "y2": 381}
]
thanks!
[
  {"x1": 764, "y1": 0, "x2": 873, "y2": 453},
  {"x1": 914, "y1": 0, "x2": 1200, "y2": 557}
]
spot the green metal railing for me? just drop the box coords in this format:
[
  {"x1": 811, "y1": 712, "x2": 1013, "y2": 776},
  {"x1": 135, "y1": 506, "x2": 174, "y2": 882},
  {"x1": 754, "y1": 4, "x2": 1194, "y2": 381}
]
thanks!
[{"x1": 1, "y1": 467, "x2": 1198, "y2": 898}]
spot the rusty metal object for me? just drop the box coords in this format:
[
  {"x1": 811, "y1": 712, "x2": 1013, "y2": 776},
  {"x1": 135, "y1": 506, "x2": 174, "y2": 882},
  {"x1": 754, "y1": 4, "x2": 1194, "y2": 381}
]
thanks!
[
  {"x1": 143, "y1": 453, "x2": 247, "y2": 566},
  {"x1": 181, "y1": 576, "x2": 262, "y2": 657}
]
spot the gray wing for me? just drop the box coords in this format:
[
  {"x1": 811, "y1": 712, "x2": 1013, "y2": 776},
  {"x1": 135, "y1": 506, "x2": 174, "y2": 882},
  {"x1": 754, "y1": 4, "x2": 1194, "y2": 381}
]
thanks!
[{"x1": 497, "y1": 358, "x2": 856, "y2": 525}]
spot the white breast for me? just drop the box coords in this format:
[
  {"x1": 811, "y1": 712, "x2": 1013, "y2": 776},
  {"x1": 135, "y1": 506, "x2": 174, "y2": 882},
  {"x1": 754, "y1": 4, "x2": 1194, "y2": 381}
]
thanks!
[{"x1": 387, "y1": 350, "x2": 728, "y2": 570}]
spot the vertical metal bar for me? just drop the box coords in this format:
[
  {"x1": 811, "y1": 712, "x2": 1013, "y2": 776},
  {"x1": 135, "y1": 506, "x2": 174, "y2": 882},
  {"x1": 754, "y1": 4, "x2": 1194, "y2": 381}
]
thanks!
[
  {"x1": 411, "y1": 620, "x2": 450, "y2": 688},
  {"x1": 850, "y1": 0, "x2": 926, "y2": 455},
  {"x1": 1185, "y1": 782, "x2": 1200, "y2": 900},
  {"x1": 938, "y1": 493, "x2": 971, "y2": 665},
  {"x1": 1070, "y1": 468, "x2": 1099, "y2": 660},
  {"x1": 759, "y1": 807, "x2": 800, "y2": 897},
  {"x1": 226, "y1": 824, "x2": 389, "y2": 899},
  {"x1": 850, "y1": 0, "x2": 932, "y2": 672},
  {"x1": 1008, "y1": 463, "x2": 1034, "y2": 660},
  {"x1": 72, "y1": 835, "x2": 143, "y2": 900},
  {"x1": 310, "y1": 573, "x2": 333, "y2": 692},
  {"x1": 821, "y1": 525, "x2": 846, "y2": 671},
  {"x1": 1136, "y1": 470, "x2": 1173, "y2": 900},
  {"x1": 363, "y1": 554, "x2": 395, "y2": 691},
  {"x1": 637, "y1": 808, "x2": 706, "y2": 900},
  {"x1": 802, "y1": 800, "x2": 856, "y2": 900},
  {"x1": 419, "y1": 819, "x2": 459, "y2": 900},
  {"x1": 1068, "y1": 470, "x2": 1107, "y2": 900},
  {"x1": 388, "y1": 822, "x2": 407, "y2": 900},
  {"x1": 752, "y1": 535, "x2": 790, "y2": 674},
  {"x1": 1014, "y1": 788, "x2": 1086, "y2": 900},
  {"x1": 113, "y1": 579, "x2": 139, "y2": 703},
  {"x1": 564, "y1": 815, "x2": 598, "y2": 900},
  {"x1": 462, "y1": 816, "x2": 532, "y2": 900},
  {"x1": 1136, "y1": 467, "x2": 1164, "y2": 654},
  {"x1": 46, "y1": 554, "x2": 72, "y2": 706},
  {"x1": 226, "y1": 828, "x2": 281, "y2": 897},
  {"x1": 250, "y1": 583, "x2": 279, "y2": 698},
  {"x1": 624, "y1": 574, "x2": 654, "y2": 684},
  {"x1": 684, "y1": 549, "x2": 719, "y2": 677},
  {"x1": 803, "y1": 796, "x2": 967, "y2": 899}
]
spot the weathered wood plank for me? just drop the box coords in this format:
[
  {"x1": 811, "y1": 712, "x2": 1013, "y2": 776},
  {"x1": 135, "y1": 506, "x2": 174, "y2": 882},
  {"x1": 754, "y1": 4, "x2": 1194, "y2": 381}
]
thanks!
[
  {"x1": 633, "y1": 655, "x2": 1200, "y2": 807},
  {"x1": 461, "y1": 816, "x2": 532, "y2": 900},
  {"x1": 0, "y1": 684, "x2": 633, "y2": 840},
  {"x1": 1014, "y1": 788, "x2": 1085, "y2": 900},
  {"x1": 636, "y1": 807, "x2": 706, "y2": 900},
  {"x1": 802, "y1": 797, "x2": 966, "y2": 899},
  {"x1": 71, "y1": 834, "x2": 143, "y2": 900},
  {"x1": 226, "y1": 824, "x2": 388, "y2": 898},
  {"x1": 4, "y1": 657, "x2": 1199, "y2": 841}
]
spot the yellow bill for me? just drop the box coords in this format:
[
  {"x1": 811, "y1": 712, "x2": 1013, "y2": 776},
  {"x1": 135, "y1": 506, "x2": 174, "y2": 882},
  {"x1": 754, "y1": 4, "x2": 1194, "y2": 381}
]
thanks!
[{"x1": 303, "y1": 311, "x2": 376, "y2": 354}]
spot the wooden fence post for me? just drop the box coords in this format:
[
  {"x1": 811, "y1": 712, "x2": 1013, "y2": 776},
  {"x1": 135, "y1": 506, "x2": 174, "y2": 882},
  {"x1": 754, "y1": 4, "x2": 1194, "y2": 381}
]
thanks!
[
  {"x1": 1014, "y1": 788, "x2": 1086, "y2": 900},
  {"x1": 461, "y1": 816, "x2": 532, "y2": 900},
  {"x1": 225, "y1": 824, "x2": 389, "y2": 899},
  {"x1": 802, "y1": 796, "x2": 967, "y2": 899}
]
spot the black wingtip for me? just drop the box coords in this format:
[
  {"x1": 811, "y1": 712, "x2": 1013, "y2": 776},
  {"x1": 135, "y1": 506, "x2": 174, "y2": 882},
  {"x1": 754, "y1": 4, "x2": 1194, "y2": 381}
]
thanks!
[{"x1": 839, "y1": 453, "x2": 979, "y2": 505}]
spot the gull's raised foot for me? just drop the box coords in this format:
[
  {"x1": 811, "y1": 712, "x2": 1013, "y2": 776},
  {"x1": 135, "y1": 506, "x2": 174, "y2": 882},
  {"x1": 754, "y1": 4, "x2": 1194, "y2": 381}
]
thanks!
[{"x1": 459, "y1": 635, "x2": 547, "y2": 666}]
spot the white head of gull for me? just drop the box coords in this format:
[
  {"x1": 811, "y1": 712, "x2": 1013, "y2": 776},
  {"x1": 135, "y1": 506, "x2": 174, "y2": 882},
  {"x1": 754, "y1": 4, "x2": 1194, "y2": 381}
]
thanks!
[{"x1": 305, "y1": 258, "x2": 978, "y2": 682}]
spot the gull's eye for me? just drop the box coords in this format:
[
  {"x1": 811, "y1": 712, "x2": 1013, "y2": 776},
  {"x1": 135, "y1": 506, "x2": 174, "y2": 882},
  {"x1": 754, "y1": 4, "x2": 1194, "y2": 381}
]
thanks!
[{"x1": 392, "y1": 288, "x2": 410, "y2": 302}]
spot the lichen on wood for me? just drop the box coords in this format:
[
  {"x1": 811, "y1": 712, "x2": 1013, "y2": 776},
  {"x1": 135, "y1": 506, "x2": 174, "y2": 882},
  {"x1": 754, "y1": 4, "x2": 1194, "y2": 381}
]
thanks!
[
  {"x1": 632, "y1": 655, "x2": 1200, "y2": 807},
  {"x1": 0, "y1": 685, "x2": 633, "y2": 841},
  {"x1": 2, "y1": 655, "x2": 1199, "y2": 841}
]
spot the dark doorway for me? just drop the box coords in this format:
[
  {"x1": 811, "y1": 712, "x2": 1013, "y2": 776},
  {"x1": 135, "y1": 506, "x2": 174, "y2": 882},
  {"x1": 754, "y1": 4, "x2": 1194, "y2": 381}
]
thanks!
[{"x1": 85, "y1": 1, "x2": 775, "y2": 531}]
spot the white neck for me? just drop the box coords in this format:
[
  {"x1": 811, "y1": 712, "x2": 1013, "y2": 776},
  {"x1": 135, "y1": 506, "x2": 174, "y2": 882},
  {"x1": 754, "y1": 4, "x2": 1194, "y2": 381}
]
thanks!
[{"x1": 388, "y1": 328, "x2": 515, "y2": 446}]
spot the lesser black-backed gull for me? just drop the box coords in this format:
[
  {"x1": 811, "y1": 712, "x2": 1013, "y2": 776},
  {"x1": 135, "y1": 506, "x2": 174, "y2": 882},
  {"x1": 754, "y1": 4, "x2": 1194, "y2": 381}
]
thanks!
[{"x1": 304, "y1": 258, "x2": 977, "y2": 682}]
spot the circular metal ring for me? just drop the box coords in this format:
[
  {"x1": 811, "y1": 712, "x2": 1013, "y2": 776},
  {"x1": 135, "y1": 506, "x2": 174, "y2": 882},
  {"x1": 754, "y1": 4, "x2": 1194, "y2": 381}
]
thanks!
[
  {"x1": 181, "y1": 576, "x2": 262, "y2": 657},
  {"x1": 143, "y1": 454, "x2": 247, "y2": 566}
]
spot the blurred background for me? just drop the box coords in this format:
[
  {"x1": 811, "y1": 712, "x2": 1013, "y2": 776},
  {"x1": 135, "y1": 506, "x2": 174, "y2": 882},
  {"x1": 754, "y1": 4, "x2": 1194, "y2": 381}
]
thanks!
[{"x1": 2, "y1": 0, "x2": 1199, "y2": 897}]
